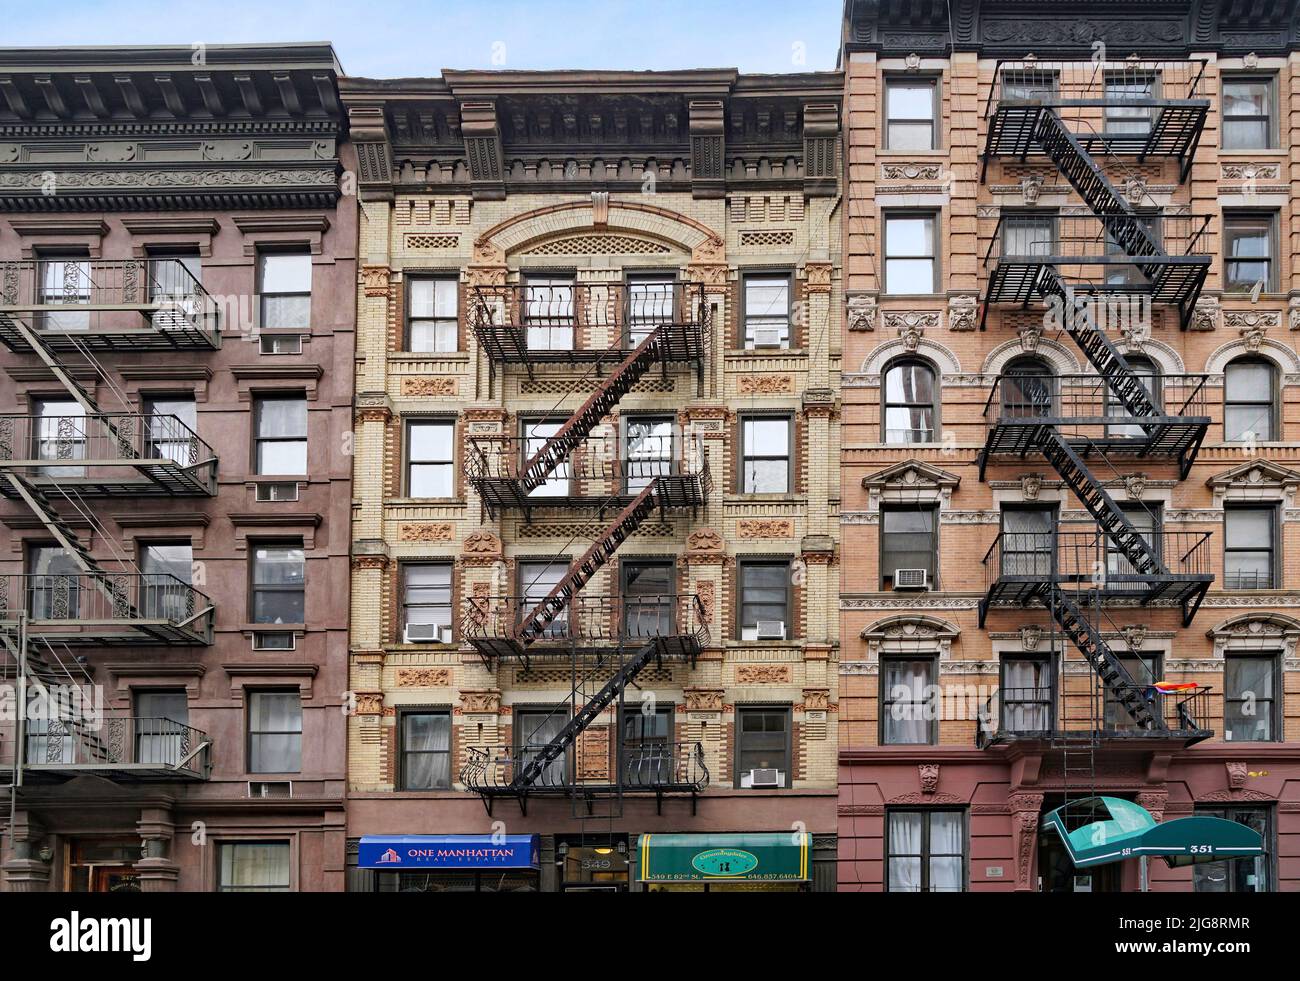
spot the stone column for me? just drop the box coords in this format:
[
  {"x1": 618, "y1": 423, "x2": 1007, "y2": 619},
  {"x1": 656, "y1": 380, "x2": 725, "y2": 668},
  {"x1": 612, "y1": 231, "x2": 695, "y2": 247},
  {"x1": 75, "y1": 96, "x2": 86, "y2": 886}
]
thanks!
[
  {"x1": 1008, "y1": 792, "x2": 1045, "y2": 892},
  {"x1": 1, "y1": 811, "x2": 51, "y2": 892},
  {"x1": 135, "y1": 807, "x2": 179, "y2": 892}
]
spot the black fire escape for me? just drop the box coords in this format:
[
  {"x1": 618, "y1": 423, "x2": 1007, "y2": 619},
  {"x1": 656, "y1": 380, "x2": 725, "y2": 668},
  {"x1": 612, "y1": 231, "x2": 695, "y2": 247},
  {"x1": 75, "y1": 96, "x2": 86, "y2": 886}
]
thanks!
[
  {"x1": 975, "y1": 60, "x2": 1215, "y2": 753},
  {"x1": 460, "y1": 282, "x2": 712, "y2": 814},
  {"x1": 0, "y1": 259, "x2": 217, "y2": 783}
]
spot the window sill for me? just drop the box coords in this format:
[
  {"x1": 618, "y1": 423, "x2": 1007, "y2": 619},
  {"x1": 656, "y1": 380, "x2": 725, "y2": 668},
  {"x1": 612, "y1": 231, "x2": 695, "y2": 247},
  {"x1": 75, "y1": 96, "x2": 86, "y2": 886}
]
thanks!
[
  {"x1": 727, "y1": 348, "x2": 807, "y2": 358},
  {"x1": 387, "y1": 497, "x2": 467, "y2": 506},
  {"x1": 390, "y1": 350, "x2": 470, "y2": 360},
  {"x1": 1218, "y1": 148, "x2": 1285, "y2": 156},
  {"x1": 724, "y1": 494, "x2": 805, "y2": 504}
]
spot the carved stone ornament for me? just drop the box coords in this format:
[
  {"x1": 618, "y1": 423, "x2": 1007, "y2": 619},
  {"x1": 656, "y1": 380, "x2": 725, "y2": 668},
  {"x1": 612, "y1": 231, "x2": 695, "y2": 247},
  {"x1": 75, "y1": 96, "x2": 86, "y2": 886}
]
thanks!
[
  {"x1": 684, "y1": 688, "x2": 724, "y2": 712},
  {"x1": 401, "y1": 377, "x2": 457, "y2": 397},
  {"x1": 803, "y1": 688, "x2": 830, "y2": 711},
  {"x1": 1290, "y1": 297, "x2": 1300, "y2": 332},
  {"x1": 847, "y1": 292, "x2": 878, "y2": 332},
  {"x1": 686, "y1": 528, "x2": 725, "y2": 554},
  {"x1": 398, "y1": 522, "x2": 454, "y2": 542},
  {"x1": 1020, "y1": 625, "x2": 1043, "y2": 651},
  {"x1": 1123, "y1": 175, "x2": 1148, "y2": 205},
  {"x1": 459, "y1": 689, "x2": 501, "y2": 714},
  {"x1": 919, "y1": 764, "x2": 940, "y2": 794},
  {"x1": 1189, "y1": 297, "x2": 1220, "y2": 332},
  {"x1": 1019, "y1": 323, "x2": 1042, "y2": 353},
  {"x1": 738, "y1": 375, "x2": 794, "y2": 395},
  {"x1": 1121, "y1": 625, "x2": 1148, "y2": 653},
  {"x1": 1123, "y1": 473, "x2": 1148, "y2": 500},
  {"x1": 1021, "y1": 473, "x2": 1043, "y2": 500},
  {"x1": 361, "y1": 265, "x2": 390, "y2": 297},
  {"x1": 948, "y1": 294, "x2": 978, "y2": 332},
  {"x1": 1021, "y1": 175, "x2": 1044, "y2": 204},
  {"x1": 882, "y1": 162, "x2": 942, "y2": 181},
  {"x1": 883, "y1": 310, "x2": 941, "y2": 333},
  {"x1": 737, "y1": 664, "x2": 792, "y2": 683},
  {"x1": 804, "y1": 261, "x2": 832, "y2": 293},
  {"x1": 395, "y1": 668, "x2": 451, "y2": 687}
]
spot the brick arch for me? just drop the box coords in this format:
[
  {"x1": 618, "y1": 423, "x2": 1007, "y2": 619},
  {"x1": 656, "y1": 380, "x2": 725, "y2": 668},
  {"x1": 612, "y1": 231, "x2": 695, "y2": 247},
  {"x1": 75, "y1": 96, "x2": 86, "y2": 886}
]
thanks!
[
  {"x1": 473, "y1": 199, "x2": 722, "y2": 262},
  {"x1": 1205, "y1": 337, "x2": 1300, "y2": 376}
]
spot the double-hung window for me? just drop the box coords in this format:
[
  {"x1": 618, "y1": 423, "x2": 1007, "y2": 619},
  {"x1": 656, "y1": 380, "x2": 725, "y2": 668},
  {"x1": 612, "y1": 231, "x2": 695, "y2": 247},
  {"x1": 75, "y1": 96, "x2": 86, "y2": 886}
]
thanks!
[
  {"x1": 738, "y1": 561, "x2": 790, "y2": 641},
  {"x1": 406, "y1": 420, "x2": 455, "y2": 497},
  {"x1": 884, "y1": 214, "x2": 937, "y2": 294},
  {"x1": 399, "y1": 711, "x2": 452, "y2": 790},
  {"x1": 258, "y1": 251, "x2": 311, "y2": 329},
  {"x1": 1225, "y1": 653, "x2": 1278, "y2": 742},
  {"x1": 407, "y1": 278, "x2": 458, "y2": 352},
  {"x1": 1224, "y1": 506, "x2": 1276, "y2": 590},
  {"x1": 254, "y1": 396, "x2": 307, "y2": 475},
  {"x1": 885, "y1": 78, "x2": 937, "y2": 150},
  {"x1": 740, "y1": 416, "x2": 791, "y2": 494},
  {"x1": 1223, "y1": 77, "x2": 1276, "y2": 150},
  {"x1": 402, "y1": 564, "x2": 453, "y2": 643},
  {"x1": 887, "y1": 810, "x2": 965, "y2": 892},
  {"x1": 742, "y1": 274, "x2": 791, "y2": 350}
]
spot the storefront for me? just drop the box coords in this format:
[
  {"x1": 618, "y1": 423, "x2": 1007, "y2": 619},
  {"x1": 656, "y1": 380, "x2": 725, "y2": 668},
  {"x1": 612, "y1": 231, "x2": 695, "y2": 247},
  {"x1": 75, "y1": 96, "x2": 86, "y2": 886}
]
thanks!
[
  {"x1": 359, "y1": 835, "x2": 541, "y2": 892},
  {"x1": 638, "y1": 833, "x2": 813, "y2": 892}
]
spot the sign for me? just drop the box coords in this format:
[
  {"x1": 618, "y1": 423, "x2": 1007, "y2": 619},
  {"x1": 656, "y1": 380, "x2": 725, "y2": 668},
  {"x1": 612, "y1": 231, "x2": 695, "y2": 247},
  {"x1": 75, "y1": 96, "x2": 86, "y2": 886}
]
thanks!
[
  {"x1": 639, "y1": 833, "x2": 811, "y2": 882},
  {"x1": 358, "y1": 835, "x2": 540, "y2": 870}
]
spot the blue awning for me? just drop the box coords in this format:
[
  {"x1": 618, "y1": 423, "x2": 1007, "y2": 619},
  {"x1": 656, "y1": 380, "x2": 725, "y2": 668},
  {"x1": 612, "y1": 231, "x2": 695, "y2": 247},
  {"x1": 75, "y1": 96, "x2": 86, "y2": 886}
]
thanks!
[{"x1": 359, "y1": 835, "x2": 540, "y2": 870}]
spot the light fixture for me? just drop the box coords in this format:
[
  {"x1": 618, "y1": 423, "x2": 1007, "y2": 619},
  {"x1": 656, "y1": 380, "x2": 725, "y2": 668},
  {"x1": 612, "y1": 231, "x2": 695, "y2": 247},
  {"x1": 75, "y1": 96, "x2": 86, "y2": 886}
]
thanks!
[{"x1": 594, "y1": 847, "x2": 613, "y2": 856}]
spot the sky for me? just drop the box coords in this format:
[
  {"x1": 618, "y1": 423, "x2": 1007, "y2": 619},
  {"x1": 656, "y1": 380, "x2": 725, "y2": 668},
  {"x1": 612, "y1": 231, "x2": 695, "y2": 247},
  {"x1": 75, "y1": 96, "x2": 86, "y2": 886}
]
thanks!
[{"x1": 0, "y1": 0, "x2": 844, "y2": 76}]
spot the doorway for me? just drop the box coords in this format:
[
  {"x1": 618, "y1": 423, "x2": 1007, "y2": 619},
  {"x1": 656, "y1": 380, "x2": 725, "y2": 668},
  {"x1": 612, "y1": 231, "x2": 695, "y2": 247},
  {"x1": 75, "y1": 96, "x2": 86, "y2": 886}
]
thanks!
[{"x1": 1037, "y1": 826, "x2": 1121, "y2": 892}]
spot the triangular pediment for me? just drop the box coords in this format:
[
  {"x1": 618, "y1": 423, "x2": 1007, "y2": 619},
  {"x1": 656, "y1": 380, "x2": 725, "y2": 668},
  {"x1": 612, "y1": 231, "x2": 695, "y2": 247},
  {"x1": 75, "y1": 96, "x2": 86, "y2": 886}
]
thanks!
[
  {"x1": 1206, "y1": 458, "x2": 1300, "y2": 490},
  {"x1": 861, "y1": 458, "x2": 961, "y2": 491}
]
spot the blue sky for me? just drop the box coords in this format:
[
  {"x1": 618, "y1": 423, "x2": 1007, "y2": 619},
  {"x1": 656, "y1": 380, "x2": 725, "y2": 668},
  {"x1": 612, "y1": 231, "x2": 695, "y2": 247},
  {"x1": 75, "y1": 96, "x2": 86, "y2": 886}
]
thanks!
[{"x1": 0, "y1": 0, "x2": 844, "y2": 75}]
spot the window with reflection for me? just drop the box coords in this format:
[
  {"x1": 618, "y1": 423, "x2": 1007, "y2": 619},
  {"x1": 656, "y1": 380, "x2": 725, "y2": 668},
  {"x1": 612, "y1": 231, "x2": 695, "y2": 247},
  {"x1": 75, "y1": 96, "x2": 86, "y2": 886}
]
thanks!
[
  {"x1": 884, "y1": 214, "x2": 937, "y2": 294},
  {"x1": 740, "y1": 416, "x2": 790, "y2": 494},
  {"x1": 1224, "y1": 357, "x2": 1276, "y2": 443},
  {"x1": 883, "y1": 358, "x2": 937, "y2": 443},
  {"x1": 887, "y1": 810, "x2": 965, "y2": 892}
]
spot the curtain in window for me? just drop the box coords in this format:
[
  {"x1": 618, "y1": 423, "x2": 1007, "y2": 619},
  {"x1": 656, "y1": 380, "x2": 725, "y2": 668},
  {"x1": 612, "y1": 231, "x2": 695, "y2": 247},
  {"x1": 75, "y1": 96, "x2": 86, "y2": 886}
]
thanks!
[
  {"x1": 403, "y1": 714, "x2": 451, "y2": 789},
  {"x1": 883, "y1": 659, "x2": 933, "y2": 744},
  {"x1": 888, "y1": 812, "x2": 923, "y2": 892},
  {"x1": 928, "y1": 812, "x2": 964, "y2": 892},
  {"x1": 1003, "y1": 659, "x2": 1050, "y2": 732},
  {"x1": 220, "y1": 843, "x2": 291, "y2": 892}
]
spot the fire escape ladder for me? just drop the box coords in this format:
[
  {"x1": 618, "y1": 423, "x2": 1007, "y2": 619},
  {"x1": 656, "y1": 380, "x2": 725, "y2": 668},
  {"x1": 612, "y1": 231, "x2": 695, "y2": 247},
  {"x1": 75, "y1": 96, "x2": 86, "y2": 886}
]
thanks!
[
  {"x1": 0, "y1": 631, "x2": 115, "y2": 762},
  {"x1": 517, "y1": 327, "x2": 665, "y2": 493},
  {"x1": 5, "y1": 313, "x2": 108, "y2": 419},
  {"x1": 1046, "y1": 586, "x2": 1163, "y2": 730},
  {"x1": 516, "y1": 481, "x2": 659, "y2": 645},
  {"x1": 510, "y1": 639, "x2": 661, "y2": 791}
]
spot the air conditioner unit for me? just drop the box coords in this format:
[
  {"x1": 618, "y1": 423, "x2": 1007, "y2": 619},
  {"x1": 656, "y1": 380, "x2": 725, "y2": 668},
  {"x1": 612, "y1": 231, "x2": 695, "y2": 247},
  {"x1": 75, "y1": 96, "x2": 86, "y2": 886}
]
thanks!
[
  {"x1": 752, "y1": 328, "x2": 786, "y2": 349},
  {"x1": 405, "y1": 624, "x2": 453, "y2": 644},
  {"x1": 247, "y1": 781, "x2": 293, "y2": 799},
  {"x1": 741, "y1": 768, "x2": 783, "y2": 789},
  {"x1": 893, "y1": 568, "x2": 930, "y2": 590},
  {"x1": 756, "y1": 620, "x2": 786, "y2": 640}
]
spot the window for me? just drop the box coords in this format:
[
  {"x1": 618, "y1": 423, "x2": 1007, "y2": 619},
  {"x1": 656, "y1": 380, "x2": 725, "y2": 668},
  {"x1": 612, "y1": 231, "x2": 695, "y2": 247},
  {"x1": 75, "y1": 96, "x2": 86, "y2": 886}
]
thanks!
[
  {"x1": 1223, "y1": 214, "x2": 1276, "y2": 294},
  {"x1": 1224, "y1": 357, "x2": 1276, "y2": 443},
  {"x1": 882, "y1": 358, "x2": 938, "y2": 443},
  {"x1": 1001, "y1": 212, "x2": 1056, "y2": 258},
  {"x1": 626, "y1": 274, "x2": 675, "y2": 346},
  {"x1": 1107, "y1": 504, "x2": 1161, "y2": 584},
  {"x1": 402, "y1": 564, "x2": 452, "y2": 643},
  {"x1": 622, "y1": 560, "x2": 674, "y2": 638},
  {"x1": 33, "y1": 398, "x2": 85, "y2": 478},
  {"x1": 218, "y1": 842, "x2": 291, "y2": 892},
  {"x1": 37, "y1": 254, "x2": 91, "y2": 331},
  {"x1": 1224, "y1": 507, "x2": 1276, "y2": 590},
  {"x1": 1225, "y1": 653, "x2": 1278, "y2": 742},
  {"x1": 1107, "y1": 355, "x2": 1160, "y2": 437},
  {"x1": 519, "y1": 559, "x2": 569, "y2": 638},
  {"x1": 740, "y1": 416, "x2": 791, "y2": 494},
  {"x1": 134, "y1": 690, "x2": 188, "y2": 766},
  {"x1": 742, "y1": 274, "x2": 791, "y2": 349},
  {"x1": 247, "y1": 691, "x2": 302, "y2": 773},
  {"x1": 251, "y1": 544, "x2": 305, "y2": 624},
  {"x1": 735, "y1": 706, "x2": 791, "y2": 789},
  {"x1": 1001, "y1": 357, "x2": 1055, "y2": 417},
  {"x1": 524, "y1": 276, "x2": 575, "y2": 351},
  {"x1": 254, "y1": 396, "x2": 307, "y2": 475},
  {"x1": 407, "y1": 278, "x2": 458, "y2": 352},
  {"x1": 147, "y1": 249, "x2": 202, "y2": 294},
  {"x1": 624, "y1": 416, "x2": 673, "y2": 494},
  {"x1": 1000, "y1": 68, "x2": 1058, "y2": 103},
  {"x1": 887, "y1": 810, "x2": 965, "y2": 892},
  {"x1": 1105, "y1": 212, "x2": 1161, "y2": 287},
  {"x1": 1194, "y1": 807, "x2": 1271, "y2": 892},
  {"x1": 1223, "y1": 77, "x2": 1275, "y2": 150},
  {"x1": 28, "y1": 545, "x2": 79, "y2": 620},
  {"x1": 405, "y1": 420, "x2": 454, "y2": 497},
  {"x1": 144, "y1": 396, "x2": 198, "y2": 466},
  {"x1": 882, "y1": 656, "x2": 937, "y2": 744},
  {"x1": 515, "y1": 707, "x2": 569, "y2": 787},
  {"x1": 1104, "y1": 72, "x2": 1157, "y2": 135},
  {"x1": 258, "y1": 251, "x2": 311, "y2": 329},
  {"x1": 884, "y1": 213, "x2": 937, "y2": 294},
  {"x1": 885, "y1": 78, "x2": 937, "y2": 150},
  {"x1": 1000, "y1": 507, "x2": 1054, "y2": 578},
  {"x1": 1105, "y1": 651, "x2": 1160, "y2": 731},
  {"x1": 399, "y1": 711, "x2": 452, "y2": 790},
  {"x1": 1001, "y1": 657, "x2": 1053, "y2": 733},
  {"x1": 622, "y1": 704, "x2": 674, "y2": 786},
  {"x1": 521, "y1": 419, "x2": 568, "y2": 497},
  {"x1": 881, "y1": 506, "x2": 937, "y2": 588},
  {"x1": 141, "y1": 542, "x2": 192, "y2": 622},
  {"x1": 738, "y1": 561, "x2": 790, "y2": 641}
]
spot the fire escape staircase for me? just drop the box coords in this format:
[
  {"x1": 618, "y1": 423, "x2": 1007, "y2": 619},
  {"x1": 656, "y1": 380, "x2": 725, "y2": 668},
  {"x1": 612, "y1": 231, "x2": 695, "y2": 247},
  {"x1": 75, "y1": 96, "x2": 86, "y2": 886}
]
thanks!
[{"x1": 983, "y1": 106, "x2": 1216, "y2": 732}]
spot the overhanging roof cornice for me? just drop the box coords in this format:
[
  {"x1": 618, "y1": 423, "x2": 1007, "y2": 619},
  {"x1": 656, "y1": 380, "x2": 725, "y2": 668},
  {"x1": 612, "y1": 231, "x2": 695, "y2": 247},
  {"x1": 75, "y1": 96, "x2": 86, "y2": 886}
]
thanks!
[{"x1": 0, "y1": 43, "x2": 342, "y2": 74}]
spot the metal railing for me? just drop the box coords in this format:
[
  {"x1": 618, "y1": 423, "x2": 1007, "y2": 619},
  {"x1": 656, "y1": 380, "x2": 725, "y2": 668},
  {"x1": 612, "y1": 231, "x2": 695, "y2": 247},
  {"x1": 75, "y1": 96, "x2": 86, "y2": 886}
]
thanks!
[
  {"x1": 0, "y1": 412, "x2": 216, "y2": 486},
  {"x1": 984, "y1": 214, "x2": 1213, "y2": 267},
  {"x1": 0, "y1": 258, "x2": 219, "y2": 339},
  {"x1": 461, "y1": 592, "x2": 709, "y2": 651},
  {"x1": 983, "y1": 373, "x2": 1210, "y2": 426},
  {"x1": 975, "y1": 685, "x2": 1214, "y2": 747},
  {"x1": 984, "y1": 58, "x2": 1210, "y2": 118},
  {"x1": 16, "y1": 715, "x2": 211, "y2": 777},
  {"x1": 0, "y1": 573, "x2": 214, "y2": 644},
  {"x1": 983, "y1": 530, "x2": 1212, "y2": 587},
  {"x1": 462, "y1": 739, "x2": 708, "y2": 794}
]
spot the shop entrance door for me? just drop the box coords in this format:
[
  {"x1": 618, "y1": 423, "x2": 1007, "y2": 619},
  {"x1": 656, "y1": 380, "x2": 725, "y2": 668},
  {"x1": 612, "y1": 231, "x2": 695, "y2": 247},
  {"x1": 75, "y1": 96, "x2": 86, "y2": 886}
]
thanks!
[
  {"x1": 1037, "y1": 831, "x2": 1121, "y2": 892},
  {"x1": 560, "y1": 843, "x2": 629, "y2": 892}
]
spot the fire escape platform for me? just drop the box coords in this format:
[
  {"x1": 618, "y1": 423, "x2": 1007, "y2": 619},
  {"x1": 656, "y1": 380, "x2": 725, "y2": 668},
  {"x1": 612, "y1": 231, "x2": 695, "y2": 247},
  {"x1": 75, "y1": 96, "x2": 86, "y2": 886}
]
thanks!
[
  {"x1": 985, "y1": 256, "x2": 1209, "y2": 309},
  {"x1": 986, "y1": 102, "x2": 1210, "y2": 164},
  {"x1": 982, "y1": 416, "x2": 1210, "y2": 465}
]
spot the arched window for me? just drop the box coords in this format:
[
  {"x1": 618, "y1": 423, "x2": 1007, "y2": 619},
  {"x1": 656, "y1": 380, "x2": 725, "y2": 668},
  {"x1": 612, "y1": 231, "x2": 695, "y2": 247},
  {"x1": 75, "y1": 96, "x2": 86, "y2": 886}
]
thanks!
[
  {"x1": 1225, "y1": 356, "x2": 1277, "y2": 443},
  {"x1": 1108, "y1": 355, "x2": 1160, "y2": 437},
  {"x1": 883, "y1": 358, "x2": 938, "y2": 444},
  {"x1": 1001, "y1": 355, "x2": 1055, "y2": 418}
]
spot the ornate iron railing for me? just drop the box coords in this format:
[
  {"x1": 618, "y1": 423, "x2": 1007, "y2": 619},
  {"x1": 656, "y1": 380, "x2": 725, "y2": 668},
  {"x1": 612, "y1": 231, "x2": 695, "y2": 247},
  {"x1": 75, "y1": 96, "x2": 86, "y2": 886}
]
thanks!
[
  {"x1": 19, "y1": 715, "x2": 211, "y2": 777},
  {"x1": 0, "y1": 573, "x2": 214, "y2": 644},
  {"x1": 460, "y1": 592, "x2": 709, "y2": 651},
  {"x1": 461, "y1": 739, "x2": 708, "y2": 794}
]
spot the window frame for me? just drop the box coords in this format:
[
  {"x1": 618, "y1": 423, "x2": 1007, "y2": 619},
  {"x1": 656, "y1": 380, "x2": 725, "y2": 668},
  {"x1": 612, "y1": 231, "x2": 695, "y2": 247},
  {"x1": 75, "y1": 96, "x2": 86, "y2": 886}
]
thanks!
[
  {"x1": 252, "y1": 393, "x2": 307, "y2": 476},
  {"x1": 883, "y1": 76, "x2": 939, "y2": 151},
  {"x1": 880, "y1": 653, "x2": 939, "y2": 745},
  {"x1": 256, "y1": 248, "x2": 312, "y2": 330},
  {"x1": 736, "y1": 559, "x2": 792, "y2": 642},
  {"x1": 404, "y1": 417, "x2": 457, "y2": 499},
  {"x1": 1222, "y1": 211, "x2": 1278, "y2": 294},
  {"x1": 400, "y1": 561, "x2": 454, "y2": 644},
  {"x1": 217, "y1": 840, "x2": 292, "y2": 893},
  {"x1": 885, "y1": 808, "x2": 967, "y2": 893},
  {"x1": 404, "y1": 274, "x2": 459, "y2": 353},
  {"x1": 879, "y1": 504, "x2": 939, "y2": 589},
  {"x1": 1223, "y1": 356, "x2": 1278, "y2": 444},
  {"x1": 1224, "y1": 652, "x2": 1280, "y2": 743},
  {"x1": 739, "y1": 270, "x2": 793, "y2": 350},
  {"x1": 1193, "y1": 805, "x2": 1274, "y2": 893},
  {"x1": 249, "y1": 540, "x2": 306, "y2": 626},
  {"x1": 245, "y1": 688, "x2": 303, "y2": 775},
  {"x1": 1223, "y1": 504, "x2": 1278, "y2": 591},
  {"x1": 733, "y1": 703, "x2": 792, "y2": 789},
  {"x1": 881, "y1": 355, "x2": 940, "y2": 445},
  {"x1": 998, "y1": 654, "x2": 1055, "y2": 734},
  {"x1": 739, "y1": 413, "x2": 793, "y2": 495},
  {"x1": 882, "y1": 210, "x2": 939, "y2": 296},
  {"x1": 397, "y1": 709, "x2": 453, "y2": 791},
  {"x1": 1221, "y1": 74, "x2": 1277, "y2": 151},
  {"x1": 1103, "y1": 70, "x2": 1160, "y2": 136}
]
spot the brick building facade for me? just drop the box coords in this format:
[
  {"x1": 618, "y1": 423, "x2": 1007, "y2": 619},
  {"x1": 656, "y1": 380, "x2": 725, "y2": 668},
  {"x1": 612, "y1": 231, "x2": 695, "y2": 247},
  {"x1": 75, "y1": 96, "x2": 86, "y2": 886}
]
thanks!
[
  {"x1": 340, "y1": 69, "x2": 843, "y2": 891},
  {"x1": 839, "y1": 0, "x2": 1300, "y2": 892},
  {"x1": 0, "y1": 45, "x2": 354, "y2": 891}
]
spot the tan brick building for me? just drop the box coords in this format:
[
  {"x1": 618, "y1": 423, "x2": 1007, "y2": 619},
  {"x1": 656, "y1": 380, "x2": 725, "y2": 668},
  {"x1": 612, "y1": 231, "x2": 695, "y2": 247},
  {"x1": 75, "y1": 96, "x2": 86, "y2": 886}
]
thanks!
[
  {"x1": 839, "y1": 0, "x2": 1300, "y2": 892},
  {"x1": 341, "y1": 69, "x2": 843, "y2": 890}
]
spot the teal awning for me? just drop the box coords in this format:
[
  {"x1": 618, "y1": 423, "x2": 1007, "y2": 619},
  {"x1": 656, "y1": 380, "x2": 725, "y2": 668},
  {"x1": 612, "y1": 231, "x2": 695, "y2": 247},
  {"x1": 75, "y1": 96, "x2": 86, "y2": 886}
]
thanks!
[
  {"x1": 638, "y1": 833, "x2": 811, "y2": 881},
  {"x1": 1042, "y1": 796, "x2": 1265, "y2": 869}
]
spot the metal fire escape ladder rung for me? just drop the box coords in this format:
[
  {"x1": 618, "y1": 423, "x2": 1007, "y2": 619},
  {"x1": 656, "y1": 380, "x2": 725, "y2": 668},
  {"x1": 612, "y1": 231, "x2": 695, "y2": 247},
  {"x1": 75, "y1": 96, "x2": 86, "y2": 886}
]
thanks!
[
  {"x1": 1048, "y1": 586, "x2": 1163, "y2": 730},
  {"x1": 5, "y1": 313, "x2": 106, "y2": 418},
  {"x1": 510, "y1": 639, "x2": 661, "y2": 790}
]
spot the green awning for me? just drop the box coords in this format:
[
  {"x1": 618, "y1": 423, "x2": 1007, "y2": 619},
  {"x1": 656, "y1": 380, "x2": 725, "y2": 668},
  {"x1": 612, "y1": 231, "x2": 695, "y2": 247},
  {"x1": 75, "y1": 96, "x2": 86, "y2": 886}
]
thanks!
[
  {"x1": 1042, "y1": 796, "x2": 1265, "y2": 870},
  {"x1": 638, "y1": 833, "x2": 812, "y2": 882}
]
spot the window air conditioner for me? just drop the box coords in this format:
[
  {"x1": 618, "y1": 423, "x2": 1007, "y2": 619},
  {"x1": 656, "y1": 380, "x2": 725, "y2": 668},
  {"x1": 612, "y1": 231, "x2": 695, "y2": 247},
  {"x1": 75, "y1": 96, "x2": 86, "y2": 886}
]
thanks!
[
  {"x1": 247, "y1": 781, "x2": 293, "y2": 799},
  {"x1": 752, "y1": 328, "x2": 786, "y2": 349},
  {"x1": 756, "y1": 620, "x2": 786, "y2": 640},
  {"x1": 893, "y1": 568, "x2": 930, "y2": 590},
  {"x1": 406, "y1": 624, "x2": 453, "y2": 643},
  {"x1": 742, "y1": 768, "x2": 783, "y2": 789}
]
